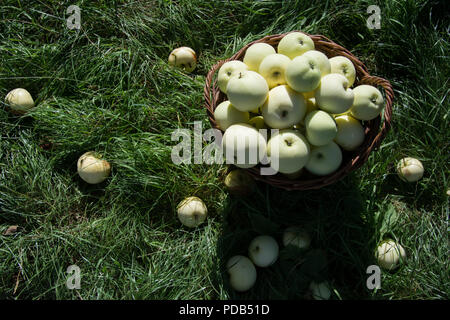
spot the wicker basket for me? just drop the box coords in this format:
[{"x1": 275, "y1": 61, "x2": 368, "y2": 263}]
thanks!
[{"x1": 204, "y1": 32, "x2": 394, "y2": 191}]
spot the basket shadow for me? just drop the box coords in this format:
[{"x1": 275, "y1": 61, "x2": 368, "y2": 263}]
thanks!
[{"x1": 214, "y1": 173, "x2": 377, "y2": 300}]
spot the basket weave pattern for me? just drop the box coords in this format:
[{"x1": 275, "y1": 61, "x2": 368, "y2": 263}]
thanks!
[{"x1": 204, "y1": 32, "x2": 394, "y2": 191}]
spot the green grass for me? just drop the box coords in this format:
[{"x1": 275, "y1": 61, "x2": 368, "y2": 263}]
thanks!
[{"x1": 0, "y1": 0, "x2": 448, "y2": 300}]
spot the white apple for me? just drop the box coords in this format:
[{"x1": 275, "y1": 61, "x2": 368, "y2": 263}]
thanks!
[
  {"x1": 224, "y1": 169, "x2": 256, "y2": 196},
  {"x1": 267, "y1": 129, "x2": 310, "y2": 174},
  {"x1": 283, "y1": 227, "x2": 311, "y2": 249},
  {"x1": 243, "y1": 42, "x2": 276, "y2": 72},
  {"x1": 277, "y1": 32, "x2": 315, "y2": 59},
  {"x1": 349, "y1": 85, "x2": 384, "y2": 121},
  {"x1": 329, "y1": 56, "x2": 356, "y2": 87},
  {"x1": 309, "y1": 281, "x2": 332, "y2": 300},
  {"x1": 214, "y1": 100, "x2": 250, "y2": 131},
  {"x1": 285, "y1": 55, "x2": 322, "y2": 93},
  {"x1": 302, "y1": 50, "x2": 331, "y2": 77},
  {"x1": 217, "y1": 60, "x2": 248, "y2": 93},
  {"x1": 168, "y1": 46, "x2": 197, "y2": 72},
  {"x1": 247, "y1": 115, "x2": 267, "y2": 130},
  {"x1": 304, "y1": 110, "x2": 338, "y2": 146},
  {"x1": 226, "y1": 71, "x2": 269, "y2": 112},
  {"x1": 397, "y1": 157, "x2": 424, "y2": 182},
  {"x1": 334, "y1": 114, "x2": 365, "y2": 151},
  {"x1": 77, "y1": 151, "x2": 111, "y2": 184},
  {"x1": 5, "y1": 88, "x2": 35, "y2": 113},
  {"x1": 226, "y1": 255, "x2": 257, "y2": 292},
  {"x1": 176, "y1": 196, "x2": 208, "y2": 228},
  {"x1": 315, "y1": 73, "x2": 354, "y2": 114},
  {"x1": 258, "y1": 53, "x2": 291, "y2": 89},
  {"x1": 376, "y1": 239, "x2": 407, "y2": 270},
  {"x1": 248, "y1": 235, "x2": 279, "y2": 267},
  {"x1": 305, "y1": 141, "x2": 343, "y2": 176},
  {"x1": 261, "y1": 85, "x2": 306, "y2": 129},
  {"x1": 222, "y1": 123, "x2": 267, "y2": 169}
]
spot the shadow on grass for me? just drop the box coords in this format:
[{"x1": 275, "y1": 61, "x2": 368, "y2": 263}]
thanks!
[{"x1": 214, "y1": 174, "x2": 377, "y2": 300}]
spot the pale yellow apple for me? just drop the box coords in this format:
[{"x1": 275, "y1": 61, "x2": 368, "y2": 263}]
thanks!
[
  {"x1": 349, "y1": 85, "x2": 384, "y2": 121},
  {"x1": 224, "y1": 169, "x2": 256, "y2": 195},
  {"x1": 226, "y1": 71, "x2": 269, "y2": 112},
  {"x1": 376, "y1": 239, "x2": 406, "y2": 270},
  {"x1": 214, "y1": 100, "x2": 250, "y2": 131},
  {"x1": 168, "y1": 46, "x2": 197, "y2": 72},
  {"x1": 261, "y1": 85, "x2": 307, "y2": 129},
  {"x1": 177, "y1": 196, "x2": 208, "y2": 228},
  {"x1": 248, "y1": 235, "x2": 279, "y2": 268},
  {"x1": 397, "y1": 157, "x2": 424, "y2": 182},
  {"x1": 285, "y1": 55, "x2": 322, "y2": 93},
  {"x1": 5, "y1": 88, "x2": 35, "y2": 113},
  {"x1": 305, "y1": 141, "x2": 343, "y2": 176},
  {"x1": 222, "y1": 123, "x2": 267, "y2": 169},
  {"x1": 329, "y1": 56, "x2": 356, "y2": 87},
  {"x1": 267, "y1": 129, "x2": 310, "y2": 174},
  {"x1": 304, "y1": 110, "x2": 338, "y2": 146},
  {"x1": 302, "y1": 50, "x2": 331, "y2": 77},
  {"x1": 243, "y1": 42, "x2": 276, "y2": 72},
  {"x1": 258, "y1": 53, "x2": 291, "y2": 89},
  {"x1": 334, "y1": 114, "x2": 365, "y2": 151},
  {"x1": 226, "y1": 255, "x2": 257, "y2": 292},
  {"x1": 277, "y1": 32, "x2": 315, "y2": 59},
  {"x1": 77, "y1": 152, "x2": 111, "y2": 184},
  {"x1": 217, "y1": 60, "x2": 248, "y2": 93},
  {"x1": 315, "y1": 73, "x2": 354, "y2": 114},
  {"x1": 248, "y1": 115, "x2": 267, "y2": 130}
]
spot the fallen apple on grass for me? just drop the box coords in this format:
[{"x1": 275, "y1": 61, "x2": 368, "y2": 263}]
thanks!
[
  {"x1": 248, "y1": 235, "x2": 279, "y2": 268},
  {"x1": 168, "y1": 46, "x2": 197, "y2": 72},
  {"x1": 376, "y1": 239, "x2": 407, "y2": 270},
  {"x1": 177, "y1": 196, "x2": 208, "y2": 228},
  {"x1": 77, "y1": 151, "x2": 111, "y2": 184},
  {"x1": 5, "y1": 88, "x2": 35, "y2": 114},
  {"x1": 226, "y1": 255, "x2": 257, "y2": 292},
  {"x1": 283, "y1": 227, "x2": 311, "y2": 250},
  {"x1": 309, "y1": 281, "x2": 332, "y2": 300},
  {"x1": 397, "y1": 157, "x2": 424, "y2": 182}
]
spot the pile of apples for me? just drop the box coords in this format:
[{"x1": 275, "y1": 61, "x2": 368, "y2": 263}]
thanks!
[{"x1": 215, "y1": 32, "x2": 385, "y2": 177}]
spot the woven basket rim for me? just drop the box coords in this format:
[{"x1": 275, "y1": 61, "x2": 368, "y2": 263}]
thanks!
[{"x1": 203, "y1": 31, "x2": 394, "y2": 191}]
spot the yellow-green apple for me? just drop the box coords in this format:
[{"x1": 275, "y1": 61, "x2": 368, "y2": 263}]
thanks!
[
  {"x1": 261, "y1": 85, "x2": 307, "y2": 129},
  {"x1": 304, "y1": 110, "x2": 338, "y2": 146},
  {"x1": 226, "y1": 255, "x2": 257, "y2": 292},
  {"x1": 397, "y1": 157, "x2": 424, "y2": 182},
  {"x1": 248, "y1": 235, "x2": 279, "y2": 267},
  {"x1": 217, "y1": 60, "x2": 248, "y2": 93},
  {"x1": 5, "y1": 88, "x2": 35, "y2": 113},
  {"x1": 258, "y1": 53, "x2": 291, "y2": 89},
  {"x1": 334, "y1": 114, "x2": 365, "y2": 151},
  {"x1": 267, "y1": 129, "x2": 310, "y2": 174},
  {"x1": 310, "y1": 281, "x2": 332, "y2": 300},
  {"x1": 222, "y1": 123, "x2": 267, "y2": 169},
  {"x1": 376, "y1": 239, "x2": 406, "y2": 270},
  {"x1": 77, "y1": 151, "x2": 111, "y2": 184},
  {"x1": 226, "y1": 71, "x2": 269, "y2": 112},
  {"x1": 285, "y1": 55, "x2": 322, "y2": 93},
  {"x1": 243, "y1": 42, "x2": 276, "y2": 72},
  {"x1": 349, "y1": 85, "x2": 384, "y2": 121},
  {"x1": 224, "y1": 169, "x2": 256, "y2": 196},
  {"x1": 329, "y1": 56, "x2": 356, "y2": 87},
  {"x1": 315, "y1": 73, "x2": 354, "y2": 114},
  {"x1": 248, "y1": 115, "x2": 267, "y2": 130},
  {"x1": 168, "y1": 46, "x2": 197, "y2": 72},
  {"x1": 177, "y1": 196, "x2": 208, "y2": 228},
  {"x1": 277, "y1": 32, "x2": 315, "y2": 59},
  {"x1": 283, "y1": 227, "x2": 311, "y2": 249},
  {"x1": 214, "y1": 100, "x2": 250, "y2": 131},
  {"x1": 305, "y1": 141, "x2": 342, "y2": 176},
  {"x1": 302, "y1": 50, "x2": 331, "y2": 77}
]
